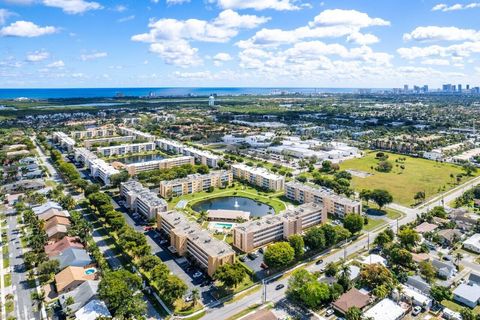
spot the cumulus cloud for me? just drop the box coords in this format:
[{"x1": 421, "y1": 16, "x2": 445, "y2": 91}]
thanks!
[
  {"x1": 403, "y1": 26, "x2": 480, "y2": 42},
  {"x1": 213, "y1": 52, "x2": 232, "y2": 66},
  {"x1": 432, "y1": 2, "x2": 480, "y2": 12},
  {"x1": 80, "y1": 52, "x2": 108, "y2": 61},
  {"x1": 47, "y1": 60, "x2": 65, "y2": 68},
  {"x1": 347, "y1": 32, "x2": 379, "y2": 45},
  {"x1": 26, "y1": 50, "x2": 49, "y2": 62},
  {"x1": 309, "y1": 9, "x2": 390, "y2": 28},
  {"x1": 0, "y1": 20, "x2": 58, "y2": 37},
  {"x1": 42, "y1": 0, "x2": 102, "y2": 14},
  {"x1": 214, "y1": 0, "x2": 301, "y2": 11},
  {"x1": 397, "y1": 41, "x2": 480, "y2": 59},
  {"x1": 132, "y1": 9, "x2": 269, "y2": 67},
  {"x1": 421, "y1": 58, "x2": 450, "y2": 65}
]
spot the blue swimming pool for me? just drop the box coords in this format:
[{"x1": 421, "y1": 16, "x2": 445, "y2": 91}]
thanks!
[
  {"x1": 84, "y1": 268, "x2": 96, "y2": 275},
  {"x1": 213, "y1": 222, "x2": 233, "y2": 229}
]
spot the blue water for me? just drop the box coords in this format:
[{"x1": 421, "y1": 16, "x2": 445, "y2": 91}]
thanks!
[
  {"x1": 0, "y1": 87, "x2": 360, "y2": 99},
  {"x1": 192, "y1": 196, "x2": 274, "y2": 218}
]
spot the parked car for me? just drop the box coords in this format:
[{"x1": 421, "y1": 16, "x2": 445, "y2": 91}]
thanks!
[
  {"x1": 258, "y1": 247, "x2": 264, "y2": 254},
  {"x1": 275, "y1": 284, "x2": 285, "y2": 290},
  {"x1": 144, "y1": 226, "x2": 154, "y2": 231},
  {"x1": 316, "y1": 259, "x2": 324, "y2": 265},
  {"x1": 260, "y1": 262, "x2": 269, "y2": 269},
  {"x1": 412, "y1": 306, "x2": 422, "y2": 316},
  {"x1": 239, "y1": 256, "x2": 246, "y2": 262},
  {"x1": 247, "y1": 252, "x2": 258, "y2": 260},
  {"x1": 159, "y1": 240, "x2": 168, "y2": 245},
  {"x1": 325, "y1": 309, "x2": 334, "y2": 317},
  {"x1": 193, "y1": 271, "x2": 203, "y2": 278}
]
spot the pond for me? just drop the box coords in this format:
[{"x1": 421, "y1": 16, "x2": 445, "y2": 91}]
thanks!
[
  {"x1": 192, "y1": 196, "x2": 275, "y2": 218},
  {"x1": 110, "y1": 154, "x2": 164, "y2": 164}
]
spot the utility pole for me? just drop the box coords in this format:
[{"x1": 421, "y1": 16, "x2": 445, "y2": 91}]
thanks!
[
  {"x1": 396, "y1": 218, "x2": 399, "y2": 234},
  {"x1": 261, "y1": 280, "x2": 266, "y2": 304},
  {"x1": 367, "y1": 232, "x2": 370, "y2": 251}
]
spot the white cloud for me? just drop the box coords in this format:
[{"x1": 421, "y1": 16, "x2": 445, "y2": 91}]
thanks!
[
  {"x1": 2, "y1": 0, "x2": 35, "y2": 4},
  {"x1": 309, "y1": 9, "x2": 390, "y2": 28},
  {"x1": 80, "y1": 52, "x2": 108, "y2": 61},
  {"x1": 213, "y1": 52, "x2": 232, "y2": 66},
  {"x1": 432, "y1": 2, "x2": 480, "y2": 12},
  {"x1": 149, "y1": 40, "x2": 201, "y2": 67},
  {"x1": 113, "y1": 4, "x2": 127, "y2": 12},
  {"x1": 347, "y1": 32, "x2": 379, "y2": 45},
  {"x1": 132, "y1": 9, "x2": 269, "y2": 67},
  {"x1": 397, "y1": 41, "x2": 480, "y2": 59},
  {"x1": 42, "y1": 0, "x2": 102, "y2": 14},
  {"x1": 117, "y1": 15, "x2": 135, "y2": 23},
  {"x1": 215, "y1": 0, "x2": 301, "y2": 11},
  {"x1": 0, "y1": 20, "x2": 57, "y2": 37},
  {"x1": 421, "y1": 58, "x2": 450, "y2": 65},
  {"x1": 403, "y1": 26, "x2": 480, "y2": 42},
  {"x1": 47, "y1": 60, "x2": 65, "y2": 68},
  {"x1": 166, "y1": 0, "x2": 190, "y2": 4},
  {"x1": 0, "y1": 9, "x2": 14, "y2": 25},
  {"x1": 26, "y1": 50, "x2": 49, "y2": 62},
  {"x1": 174, "y1": 71, "x2": 213, "y2": 79}
]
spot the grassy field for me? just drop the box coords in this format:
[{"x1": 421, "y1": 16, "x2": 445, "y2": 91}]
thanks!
[
  {"x1": 363, "y1": 218, "x2": 387, "y2": 231},
  {"x1": 442, "y1": 299, "x2": 480, "y2": 314},
  {"x1": 340, "y1": 151, "x2": 477, "y2": 206}
]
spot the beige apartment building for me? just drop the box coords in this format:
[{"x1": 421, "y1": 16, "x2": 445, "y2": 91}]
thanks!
[
  {"x1": 83, "y1": 135, "x2": 135, "y2": 149},
  {"x1": 231, "y1": 164, "x2": 285, "y2": 191},
  {"x1": 70, "y1": 126, "x2": 117, "y2": 140},
  {"x1": 157, "y1": 211, "x2": 235, "y2": 276},
  {"x1": 125, "y1": 156, "x2": 194, "y2": 175},
  {"x1": 285, "y1": 181, "x2": 362, "y2": 218},
  {"x1": 97, "y1": 142, "x2": 155, "y2": 157},
  {"x1": 232, "y1": 203, "x2": 326, "y2": 252},
  {"x1": 120, "y1": 180, "x2": 167, "y2": 220},
  {"x1": 118, "y1": 127, "x2": 155, "y2": 142},
  {"x1": 159, "y1": 170, "x2": 232, "y2": 198}
]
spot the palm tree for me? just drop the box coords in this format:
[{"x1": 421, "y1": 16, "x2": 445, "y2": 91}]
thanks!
[
  {"x1": 31, "y1": 290, "x2": 46, "y2": 312},
  {"x1": 454, "y1": 252, "x2": 464, "y2": 266},
  {"x1": 191, "y1": 288, "x2": 200, "y2": 306}
]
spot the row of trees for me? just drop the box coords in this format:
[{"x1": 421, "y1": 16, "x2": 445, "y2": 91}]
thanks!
[{"x1": 137, "y1": 163, "x2": 209, "y2": 184}]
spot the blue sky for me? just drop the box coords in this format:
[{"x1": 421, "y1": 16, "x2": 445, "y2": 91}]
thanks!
[{"x1": 0, "y1": 0, "x2": 480, "y2": 88}]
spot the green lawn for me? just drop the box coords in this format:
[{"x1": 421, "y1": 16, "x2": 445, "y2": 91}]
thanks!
[
  {"x1": 363, "y1": 218, "x2": 387, "y2": 231},
  {"x1": 340, "y1": 151, "x2": 477, "y2": 206},
  {"x1": 4, "y1": 273, "x2": 11, "y2": 287},
  {"x1": 442, "y1": 299, "x2": 480, "y2": 314}
]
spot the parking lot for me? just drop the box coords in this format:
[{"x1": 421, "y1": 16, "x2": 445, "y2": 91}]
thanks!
[{"x1": 242, "y1": 250, "x2": 269, "y2": 280}]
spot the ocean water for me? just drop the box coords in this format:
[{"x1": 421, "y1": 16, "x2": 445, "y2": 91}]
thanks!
[{"x1": 0, "y1": 87, "x2": 359, "y2": 99}]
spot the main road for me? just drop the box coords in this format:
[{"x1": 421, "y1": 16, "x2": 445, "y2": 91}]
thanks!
[{"x1": 200, "y1": 174, "x2": 480, "y2": 320}]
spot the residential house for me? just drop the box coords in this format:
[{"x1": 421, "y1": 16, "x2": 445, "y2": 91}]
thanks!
[
  {"x1": 32, "y1": 201, "x2": 63, "y2": 215},
  {"x1": 414, "y1": 222, "x2": 438, "y2": 234},
  {"x1": 74, "y1": 299, "x2": 111, "y2": 320},
  {"x1": 44, "y1": 236, "x2": 84, "y2": 257},
  {"x1": 463, "y1": 233, "x2": 480, "y2": 253},
  {"x1": 363, "y1": 298, "x2": 407, "y2": 320},
  {"x1": 401, "y1": 284, "x2": 433, "y2": 309},
  {"x1": 406, "y1": 275, "x2": 431, "y2": 295},
  {"x1": 437, "y1": 229, "x2": 462, "y2": 246},
  {"x1": 52, "y1": 248, "x2": 93, "y2": 270},
  {"x1": 55, "y1": 266, "x2": 97, "y2": 294},
  {"x1": 432, "y1": 259, "x2": 456, "y2": 279},
  {"x1": 59, "y1": 280, "x2": 100, "y2": 314},
  {"x1": 453, "y1": 272, "x2": 480, "y2": 308},
  {"x1": 332, "y1": 288, "x2": 370, "y2": 315}
]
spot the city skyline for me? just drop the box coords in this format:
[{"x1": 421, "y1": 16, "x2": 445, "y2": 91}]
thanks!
[{"x1": 1, "y1": 0, "x2": 480, "y2": 88}]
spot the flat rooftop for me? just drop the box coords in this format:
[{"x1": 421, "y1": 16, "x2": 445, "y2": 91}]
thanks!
[
  {"x1": 232, "y1": 163, "x2": 284, "y2": 181},
  {"x1": 286, "y1": 181, "x2": 361, "y2": 207}
]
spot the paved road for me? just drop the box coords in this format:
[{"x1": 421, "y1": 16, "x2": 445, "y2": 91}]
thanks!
[{"x1": 5, "y1": 210, "x2": 39, "y2": 320}]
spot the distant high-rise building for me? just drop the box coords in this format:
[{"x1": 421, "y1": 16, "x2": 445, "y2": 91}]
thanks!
[
  {"x1": 467, "y1": 84, "x2": 470, "y2": 90},
  {"x1": 458, "y1": 84, "x2": 462, "y2": 92},
  {"x1": 452, "y1": 85, "x2": 457, "y2": 92},
  {"x1": 423, "y1": 85, "x2": 429, "y2": 93},
  {"x1": 403, "y1": 84, "x2": 409, "y2": 92},
  {"x1": 208, "y1": 95, "x2": 215, "y2": 106}
]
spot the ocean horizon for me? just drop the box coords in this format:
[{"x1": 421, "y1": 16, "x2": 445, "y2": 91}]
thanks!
[{"x1": 0, "y1": 87, "x2": 373, "y2": 99}]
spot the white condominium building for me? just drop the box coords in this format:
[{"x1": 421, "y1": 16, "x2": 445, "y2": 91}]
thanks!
[
  {"x1": 157, "y1": 210, "x2": 235, "y2": 276},
  {"x1": 89, "y1": 158, "x2": 119, "y2": 186},
  {"x1": 83, "y1": 136, "x2": 135, "y2": 149},
  {"x1": 182, "y1": 147, "x2": 220, "y2": 168},
  {"x1": 159, "y1": 170, "x2": 233, "y2": 198},
  {"x1": 70, "y1": 126, "x2": 116, "y2": 140},
  {"x1": 231, "y1": 163, "x2": 285, "y2": 191},
  {"x1": 118, "y1": 127, "x2": 155, "y2": 142},
  {"x1": 232, "y1": 203, "x2": 326, "y2": 252},
  {"x1": 97, "y1": 142, "x2": 155, "y2": 157},
  {"x1": 125, "y1": 156, "x2": 194, "y2": 175},
  {"x1": 52, "y1": 132, "x2": 76, "y2": 152},
  {"x1": 155, "y1": 139, "x2": 185, "y2": 154},
  {"x1": 73, "y1": 147, "x2": 97, "y2": 164},
  {"x1": 285, "y1": 181, "x2": 362, "y2": 218},
  {"x1": 120, "y1": 180, "x2": 167, "y2": 220}
]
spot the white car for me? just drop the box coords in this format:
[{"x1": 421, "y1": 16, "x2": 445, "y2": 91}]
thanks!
[
  {"x1": 412, "y1": 306, "x2": 422, "y2": 316},
  {"x1": 325, "y1": 308, "x2": 334, "y2": 317},
  {"x1": 193, "y1": 271, "x2": 203, "y2": 278}
]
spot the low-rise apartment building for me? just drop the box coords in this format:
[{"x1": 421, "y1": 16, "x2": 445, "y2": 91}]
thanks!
[
  {"x1": 231, "y1": 164, "x2": 285, "y2": 191},
  {"x1": 83, "y1": 135, "x2": 135, "y2": 149},
  {"x1": 97, "y1": 142, "x2": 155, "y2": 157},
  {"x1": 232, "y1": 203, "x2": 326, "y2": 252},
  {"x1": 73, "y1": 147, "x2": 97, "y2": 164},
  {"x1": 70, "y1": 126, "x2": 116, "y2": 140},
  {"x1": 125, "y1": 156, "x2": 194, "y2": 175},
  {"x1": 159, "y1": 170, "x2": 233, "y2": 198},
  {"x1": 118, "y1": 127, "x2": 155, "y2": 142},
  {"x1": 155, "y1": 138, "x2": 185, "y2": 154},
  {"x1": 53, "y1": 132, "x2": 76, "y2": 152},
  {"x1": 285, "y1": 181, "x2": 362, "y2": 218},
  {"x1": 120, "y1": 180, "x2": 167, "y2": 220},
  {"x1": 89, "y1": 158, "x2": 119, "y2": 186},
  {"x1": 183, "y1": 147, "x2": 221, "y2": 168},
  {"x1": 157, "y1": 210, "x2": 235, "y2": 276}
]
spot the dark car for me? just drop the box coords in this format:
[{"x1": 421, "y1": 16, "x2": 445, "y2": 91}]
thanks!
[
  {"x1": 316, "y1": 259, "x2": 324, "y2": 265},
  {"x1": 275, "y1": 284, "x2": 285, "y2": 290}
]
